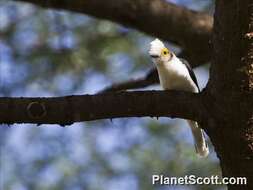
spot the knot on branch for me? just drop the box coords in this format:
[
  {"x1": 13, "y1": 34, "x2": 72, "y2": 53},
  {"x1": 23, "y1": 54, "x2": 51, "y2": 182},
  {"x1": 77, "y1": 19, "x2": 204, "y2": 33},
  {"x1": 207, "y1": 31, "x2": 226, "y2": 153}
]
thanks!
[{"x1": 27, "y1": 102, "x2": 46, "y2": 119}]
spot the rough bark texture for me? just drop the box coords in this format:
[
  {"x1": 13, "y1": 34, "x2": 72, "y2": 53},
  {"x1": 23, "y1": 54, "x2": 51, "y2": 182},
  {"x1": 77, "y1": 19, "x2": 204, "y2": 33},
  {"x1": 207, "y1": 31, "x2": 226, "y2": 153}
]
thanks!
[
  {"x1": 204, "y1": 0, "x2": 253, "y2": 189},
  {"x1": 0, "y1": 91, "x2": 205, "y2": 125}
]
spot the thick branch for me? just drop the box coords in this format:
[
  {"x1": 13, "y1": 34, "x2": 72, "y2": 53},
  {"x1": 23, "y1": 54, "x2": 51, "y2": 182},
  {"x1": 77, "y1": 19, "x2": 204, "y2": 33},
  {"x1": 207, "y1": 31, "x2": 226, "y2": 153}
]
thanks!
[
  {"x1": 14, "y1": 0, "x2": 213, "y2": 66},
  {"x1": 204, "y1": 0, "x2": 253, "y2": 185},
  {"x1": 0, "y1": 91, "x2": 204, "y2": 125}
]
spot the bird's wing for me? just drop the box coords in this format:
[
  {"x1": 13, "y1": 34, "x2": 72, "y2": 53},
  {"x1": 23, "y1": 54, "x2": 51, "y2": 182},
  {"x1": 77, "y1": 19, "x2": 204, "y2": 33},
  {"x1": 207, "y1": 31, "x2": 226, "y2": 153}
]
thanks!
[{"x1": 180, "y1": 58, "x2": 200, "y2": 92}]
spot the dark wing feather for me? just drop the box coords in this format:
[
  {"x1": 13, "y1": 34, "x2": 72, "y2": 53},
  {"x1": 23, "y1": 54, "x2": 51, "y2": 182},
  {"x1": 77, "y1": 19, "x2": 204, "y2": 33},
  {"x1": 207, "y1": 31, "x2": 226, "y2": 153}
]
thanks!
[{"x1": 180, "y1": 58, "x2": 200, "y2": 92}]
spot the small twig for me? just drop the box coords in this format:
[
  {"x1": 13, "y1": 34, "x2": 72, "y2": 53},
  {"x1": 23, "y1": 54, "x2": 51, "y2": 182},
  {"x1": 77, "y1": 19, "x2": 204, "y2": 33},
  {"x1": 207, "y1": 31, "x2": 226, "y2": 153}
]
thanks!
[{"x1": 99, "y1": 68, "x2": 159, "y2": 93}]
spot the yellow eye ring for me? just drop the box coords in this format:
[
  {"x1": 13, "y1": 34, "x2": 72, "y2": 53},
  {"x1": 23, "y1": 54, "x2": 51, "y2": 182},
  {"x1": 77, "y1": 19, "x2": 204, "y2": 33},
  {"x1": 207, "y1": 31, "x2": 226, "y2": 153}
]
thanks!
[{"x1": 161, "y1": 48, "x2": 169, "y2": 56}]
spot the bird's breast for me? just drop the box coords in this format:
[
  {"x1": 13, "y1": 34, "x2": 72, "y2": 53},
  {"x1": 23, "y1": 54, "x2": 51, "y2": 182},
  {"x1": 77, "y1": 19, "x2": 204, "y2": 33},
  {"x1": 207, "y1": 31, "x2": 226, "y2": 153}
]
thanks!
[{"x1": 157, "y1": 63, "x2": 197, "y2": 92}]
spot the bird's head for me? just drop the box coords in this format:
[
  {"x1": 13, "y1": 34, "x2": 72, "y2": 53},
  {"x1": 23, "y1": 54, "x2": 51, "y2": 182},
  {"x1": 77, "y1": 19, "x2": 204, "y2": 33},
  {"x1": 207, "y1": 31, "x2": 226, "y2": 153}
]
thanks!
[{"x1": 149, "y1": 39, "x2": 173, "y2": 64}]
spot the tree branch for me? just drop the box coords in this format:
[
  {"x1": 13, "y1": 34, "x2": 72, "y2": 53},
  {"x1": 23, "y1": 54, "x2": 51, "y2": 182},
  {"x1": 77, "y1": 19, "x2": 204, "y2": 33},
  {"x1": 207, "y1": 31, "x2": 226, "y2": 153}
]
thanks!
[
  {"x1": 99, "y1": 51, "x2": 202, "y2": 92},
  {"x1": 14, "y1": 0, "x2": 213, "y2": 66},
  {"x1": 99, "y1": 68, "x2": 159, "y2": 93},
  {"x1": 0, "y1": 91, "x2": 204, "y2": 125}
]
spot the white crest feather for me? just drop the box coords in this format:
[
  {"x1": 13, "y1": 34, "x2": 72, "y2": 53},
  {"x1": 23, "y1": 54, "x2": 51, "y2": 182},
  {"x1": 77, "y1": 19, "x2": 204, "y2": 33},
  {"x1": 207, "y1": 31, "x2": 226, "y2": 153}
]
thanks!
[{"x1": 149, "y1": 38, "x2": 165, "y2": 56}]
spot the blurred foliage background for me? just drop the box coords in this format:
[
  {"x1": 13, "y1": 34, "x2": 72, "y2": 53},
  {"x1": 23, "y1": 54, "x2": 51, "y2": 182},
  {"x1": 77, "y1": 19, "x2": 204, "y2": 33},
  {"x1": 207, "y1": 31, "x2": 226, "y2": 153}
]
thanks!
[{"x1": 0, "y1": 0, "x2": 225, "y2": 190}]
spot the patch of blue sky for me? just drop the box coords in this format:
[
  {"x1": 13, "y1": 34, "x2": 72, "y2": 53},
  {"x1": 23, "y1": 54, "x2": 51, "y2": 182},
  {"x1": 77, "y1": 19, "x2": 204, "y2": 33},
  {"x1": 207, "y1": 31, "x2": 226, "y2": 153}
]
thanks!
[
  {"x1": 94, "y1": 126, "x2": 128, "y2": 154},
  {"x1": 16, "y1": 2, "x2": 35, "y2": 19},
  {"x1": 113, "y1": 120, "x2": 148, "y2": 142},
  {"x1": 0, "y1": 6, "x2": 10, "y2": 30},
  {"x1": 45, "y1": 9, "x2": 92, "y2": 29},
  {"x1": 24, "y1": 82, "x2": 56, "y2": 97},
  {"x1": 68, "y1": 138, "x2": 91, "y2": 165},
  {"x1": 142, "y1": 118, "x2": 192, "y2": 157},
  {"x1": 68, "y1": 14, "x2": 93, "y2": 29},
  {"x1": 0, "y1": 44, "x2": 30, "y2": 94},
  {"x1": 0, "y1": 40, "x2": 12, "y2": 59},
  {"x1": 194, "y1": 64, "x2": 210, "y2": 90},
  {"x1": 80, "y1": 71, "x2": 111, "y2": 94},
  {"x1": 5, "y1": 183, "x2": 28, "y2": 190},
  {"x1": 47, "y1": 34, "x2": 61, "y2": 50},
  {"x1": 0, "y1": 0, "x2": 35, "y2": 31},
  {"x1": 52, "y1": 73, "x2": 77, "y2": 95},
  {"x1": 168, "y1": 0, "x2": 210, "y2": 11},
  {"x1": 0, "y1": 57, "x2": 13, "y2": 86},
  {"x1": 60, "y1": 124, "x2": 91, "y2": 164},
  {"x1": 107, "y1": 52, "x2": 134, "y2": 81},
  {"x1": 122, "y1": 68, "x2": 153, "y2": 87},
  {"x1": 106, "y1": 174, "x2": 138, "y2": 190},
  {"x1": 1, "y1": 145, "x2": 14, "y2": 185},
  {"x1": 8, "y1": 62, "x2": 29, "y2": 88},
  {"x1": 82, "y1": 169, "x2": 108, "y2": 189},
  {"x1": 47, "y1": 30, "x2": 77, "y2": 50},
  {"x1": 5, "y1": 122, "x2": 91, "y2": 169},
  {"x1": 107, "y1": 152, "x2": 132, "y2": 172},
  {"x1": 13, "y1": 23, "x2": 39, "y2": 55},
  {"x1": 136, "y1": 36, "x2": 153, "y2": 54},
  {"x1": 92, "y1": 119, "x2": 147, "y2": 156},
  {"x1": 61, "y1": 31, "x2": 77, "y2": 49},
  {"x1": 36, "y1": 165, "x2": 62, "y2": 188},
  {"x1": 4, "y1": 127, "x2": 43, "y2": 162},
  {"x1": 2, "y1": 2, "x2": 19, "y2": 23}
]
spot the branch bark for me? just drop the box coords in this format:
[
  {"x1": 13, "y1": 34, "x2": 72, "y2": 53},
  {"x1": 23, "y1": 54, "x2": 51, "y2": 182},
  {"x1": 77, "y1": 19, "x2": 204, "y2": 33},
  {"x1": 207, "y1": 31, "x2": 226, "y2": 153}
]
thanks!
[
  {"x1": 204, "y1": 1, "x2": 253, "y2": 188},
  {"x1": 0, "y1": 91, "x2": 204, "y2": 125},
  {"x1": 14, "y1": 0, "x2": 213, "y2": 66}
]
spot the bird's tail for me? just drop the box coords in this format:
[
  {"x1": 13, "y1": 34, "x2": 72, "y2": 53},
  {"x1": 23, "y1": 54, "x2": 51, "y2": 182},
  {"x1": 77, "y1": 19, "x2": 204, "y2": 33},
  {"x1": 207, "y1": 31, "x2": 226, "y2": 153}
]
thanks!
[{"x1": 187, "y1": 120, "x2": 209, "y2": 157}]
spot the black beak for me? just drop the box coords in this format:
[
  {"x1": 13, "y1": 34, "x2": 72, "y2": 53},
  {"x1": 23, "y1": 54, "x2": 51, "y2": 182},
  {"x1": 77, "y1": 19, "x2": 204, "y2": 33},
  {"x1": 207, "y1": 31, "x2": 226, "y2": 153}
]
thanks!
[{"x1": 150, "y1": 55, "x2": 159, "y2": 58}]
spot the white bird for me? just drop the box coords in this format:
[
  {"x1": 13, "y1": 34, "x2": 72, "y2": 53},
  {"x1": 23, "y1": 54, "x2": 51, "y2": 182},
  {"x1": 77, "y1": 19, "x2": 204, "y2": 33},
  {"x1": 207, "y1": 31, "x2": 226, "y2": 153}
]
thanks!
[{"x1": 149, "y1": 38, "x2": 209, "y2": 157}]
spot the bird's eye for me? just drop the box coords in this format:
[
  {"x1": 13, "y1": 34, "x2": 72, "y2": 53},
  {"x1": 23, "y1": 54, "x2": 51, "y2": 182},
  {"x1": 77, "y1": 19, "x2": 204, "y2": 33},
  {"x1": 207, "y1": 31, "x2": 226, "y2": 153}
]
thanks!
[{"x1": 161, "y1": 48, "x2": 169, "y2": 56}]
